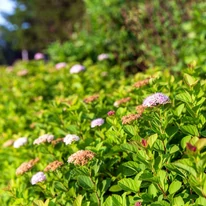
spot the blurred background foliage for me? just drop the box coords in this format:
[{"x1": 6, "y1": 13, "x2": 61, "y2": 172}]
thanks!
[{"x1": 0, "y1": 0, "x2": 206, "y2": 72}]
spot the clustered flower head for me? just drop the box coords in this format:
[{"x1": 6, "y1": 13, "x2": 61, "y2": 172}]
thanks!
[
  {"x1": 68, "y1": 150, "x2": 95, "y2": 166},
  {"x1": 34, "y1": 53, "x2": 44, "y2": 60},
  {"x1": 55, "y1": 62, "x2": 67, "y2": 70},
  {"x1": 63, "y1": 134, "x2": 80, "y2": 145},
  {"x1": 97, "y1": 53, "x2": 109, "y2": 61},
  {"x1": 16, "y1": 158, "x2": 39, "y2": 175},
  {"x1": 70, "y1": 64, "x2": 85, "y2": 74},
  {"x1": 84, "y1": 94, "x2": 99, "y2": 103},
  {"x1": 114, "y1": 97, "x2": 131, "y2": 107},
  {"x1": 133, "y1": 78, "x2": 150, "y2": 88},
  {"x1": 33, "y1": 134, "x2": 54, "y2": 145},
  {"x1": 13, "y1": 137, "x2": 28, "y2": 148},
  {"x1": 51, "y1": 138, "x2": 63, "y2": 145},
  {"x1": 142, "y1": 93, "x2": 170, "y2": 107},
  {"x1": 30, "y1": 171, "x2": 46, "y2": 185},
  {"x1": 107, "y1": 110, "x2": 115, "y2": 116},
  {"x1": 91, "y1": 118, "x2": 104, "y2": 128},
  {"x1": 3, "y1": 139, "x2": 14, "y2": 147},
  {"x1": 136, "y1": 105, "x2": 145, "y2": 115},
  {"x1": 44, "y1": 160, "x2": 63, "y2": 172},
  {"x1": 122, "y1": 113, "x2": 141, "y2": 124},
  {"x1": 17, "y1": 69, "x2": 28, "y2": 76}
]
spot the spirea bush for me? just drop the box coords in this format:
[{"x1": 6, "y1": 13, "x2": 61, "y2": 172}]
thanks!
[{"x1": 0, "y1": 60, "x2": 206, "y2": 206}]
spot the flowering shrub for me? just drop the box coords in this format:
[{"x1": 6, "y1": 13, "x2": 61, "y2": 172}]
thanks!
[{"x1": 0, "y1": 60, "x2": 206, "y2": 206}]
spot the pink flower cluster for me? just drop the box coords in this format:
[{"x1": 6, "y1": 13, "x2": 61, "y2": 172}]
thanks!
[
  {"x1": 55, "y1": 62, "x2": 67, "y2": 70},
  {"x1": 91, "y1": 118, "x2": 104, "y2": 128},
  {"x1": 142, "y1": 93, "x2": 169, "y2": 107},
  {"x1": 97, "y1": 53, "x2": 109, "y2": 61},
  {"x1": 70, "y1": 64, "x2": 85, "y2": 74},
  {"x1": 34, "y1": 53, "x2": 44, "y2": 60}
]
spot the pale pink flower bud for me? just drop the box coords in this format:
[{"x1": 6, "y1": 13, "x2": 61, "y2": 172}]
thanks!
[
  {"x1": 91, "y1": 118, "x2": 104, "y2": 128},
  {"x1": 30, "y1": 172, "x2": 46, "y2": 185},
  {"x1": 70, "y1": 64, "x2": 85, "y2": 74}
]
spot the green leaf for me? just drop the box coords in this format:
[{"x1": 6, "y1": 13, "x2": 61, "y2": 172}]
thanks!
[
  {"x1": 169, "y1": 180, "x2": 182, "y2": 194},
  {"x1": 151, "y1": 200, "x2": 170, "y2": 206},
  {"x1": 183, "y1": 73, "x2": 198, "y2": 87},
  {"x1": 103, "y1": 195, "x2": 123, "y2": 206},
  {"x1": 139, "y1": 172, "x2": 159, "y2": 184},
  {"x1": 120, "y1": 143, "x2": 139, "y2": 153},
  {"x1": 148, "y1": 184, "x2": 158, "y2": 198},
  {"x1": 70, "y1": 167, "x2": 90, "y2": 177},
  {"x1": 169, "y1": 145, "x2": 179, "y2": 154},
  {"x1": 123, "y1": 125, "x2": 138, "y2": 136},
  {"x1": 53, "y1": 181, "x2": 67, "y2": 192},
  {"x1": 109, "y1": 185, "x2": 122, "y2": 192},
  {"x1": 77, "y1": 175, "x2": 94, "y2": 190},
  {"x1": 73, "y1": 195, "x2": 83, "y2": 206},
  {"x1": 195, "y1": 138, "x2": 206, "y2": 150},
  {"x1": 174, "y1": 104, "x2": 184, "y2": 116},
  {"x1": 180, "y1": 125, "x2": 199, "y2": 136},
  {"x1": 172, "y1": 196, "x2": 184, "y2": 206},
  {"x1": 180, "y1": 135, "x2": 191, "y2": 149},
  {"x1": 148, "y1": 134, "x2": 158, "y2": 147},
  {"x1": 195, "y1": 196, "x2": 206, "y2": 205},
  {"x1": 122, "y1": 161, "x2": 140, "y2": 176},
  {"x1": 118, "y1": 178, "x2": 140, "y2": 192},
  {"x1": 175, "y1": 92, "x2": 192, "y2": 103},
  {"x1": 173, "y1": 160, "x2": 197, "y2": 177}
]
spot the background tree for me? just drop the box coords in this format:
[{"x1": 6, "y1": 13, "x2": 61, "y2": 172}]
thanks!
[{"x1": 1, "y1": 0, "x2": 85, "y2": 52}]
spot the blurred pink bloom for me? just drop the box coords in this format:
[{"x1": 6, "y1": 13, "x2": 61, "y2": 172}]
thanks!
[
  {"x1": 91, "y1": 118, "x2": 104, "y2": 128},
  {"x1": 30, "y1": 171, "x2": 46, "y2": 185},
  {"x1": 55, "y1": 62, "x2": 67, "y2": 70},
  {"x1": 13, "y1": 137, "x2": 28, "y2": 148},
  {"x1": 70, "y1": 64, "x2": 85, "y2": 74},
  {"x1": 142, "y1": 93, "x2": 169, "y2": 107},
  {"x1": 17, "y1": 69, "x2": 28, "y2": 76},
  {"x1": 107, "y1": 110, "x2": 115, "y2": 116},
  {"x1": 135, "y1": 202, "x2": 142, "y2": 206},
  {"x1": 97, "y1": 53, "x2": 109, "y2": 61},
  {"x1": 34, "y1": 53, "x2": 44, "y2": 60}
]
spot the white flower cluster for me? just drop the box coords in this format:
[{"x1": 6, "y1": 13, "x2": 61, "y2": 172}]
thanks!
[
  {"x1": 13, "y1": 137, "x2": 28, "y2": 148},
  {"x1": 30, "y1": 171, "x2": 46, "y2": 185},
  {"x1": 33, "y1": 134, "x2": 54, "y2": 145},
  {"x1": 63, "y1": 134, "x2": 80, "y2": 145}
]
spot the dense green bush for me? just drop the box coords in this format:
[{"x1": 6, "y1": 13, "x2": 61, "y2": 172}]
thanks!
[
  {"x1": 0, "y1": 59, "x2": 206, "y2": 205},
  {"x1": 47, "y1": 0, "x2": 206, "y2": 72}
]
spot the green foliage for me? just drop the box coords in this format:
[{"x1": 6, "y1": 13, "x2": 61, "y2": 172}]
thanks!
[{"x1": 0, "y1": 58, "x2": 206, "y2": 205}]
